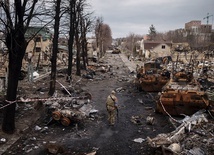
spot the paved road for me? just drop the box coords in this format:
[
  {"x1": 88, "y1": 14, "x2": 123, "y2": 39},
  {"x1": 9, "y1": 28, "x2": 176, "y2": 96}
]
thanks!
[
  {"x1": 1, "y1": 51, "x2": 173, "y2": 155},
  {"x1": 119, "y1": 53, "x2": 137, "y2": 72}
]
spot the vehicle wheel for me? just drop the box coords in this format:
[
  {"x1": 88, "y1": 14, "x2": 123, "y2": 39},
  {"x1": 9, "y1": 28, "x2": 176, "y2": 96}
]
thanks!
[
  {"x1": 52, "y1": 111, "x2": 61, "y2": 120},
  {"x1": 61, "y1": 117, "x2": 71, "y2": 126}
]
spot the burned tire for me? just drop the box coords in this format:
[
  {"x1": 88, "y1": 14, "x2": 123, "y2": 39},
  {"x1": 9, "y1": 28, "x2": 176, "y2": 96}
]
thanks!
[
  {"x1": 61, "y1": 117, "x2": 71, "y2": 126},
  {"x1": 52, "y1": 111, "x2": 61, "y2": 121}
]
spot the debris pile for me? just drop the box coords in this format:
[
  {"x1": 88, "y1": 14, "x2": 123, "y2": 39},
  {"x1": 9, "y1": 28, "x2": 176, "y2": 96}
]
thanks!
[
  {"x1": 83, "y1": 64, "x2": 111, "y2": 79},
  {"x1": 147, "y1": 110, "x2": 214, "y2": 154},
  {"x1": 44, "y1": 93, "x2": 97, "y2": 126}
]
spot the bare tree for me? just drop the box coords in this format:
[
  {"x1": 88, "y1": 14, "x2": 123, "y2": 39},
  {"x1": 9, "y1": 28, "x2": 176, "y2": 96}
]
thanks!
[
  {"x1": 80, "y1": 9, "x2": 94, "y2": 68},
  {"x1": 94, "y1": 17, "x2": 103, "y2": 58},
  {"x1": 48, "y1": 0, "x2": 62, "y2": 96},
  {"x1": 66, "y1": 0, "x2": 76, "y2": 83},
  {"x1": 101, "y1": 23, "x2": 112, "y2": 54},
  {"x1": 60, "y1": 0, "x2": 93, "y2": 81},
  {"x1": 148, "y1": 24, "x2": 157, "y2": 41},
  {"x1": 0, "y1": 0, "x2": 44, "y2": 134},
  {"x1": 74, "y1": 0, "x2": 82, "y2": 76},
  {"x1": 94, "y1": 18, "x2": 112, "y2": 58}
]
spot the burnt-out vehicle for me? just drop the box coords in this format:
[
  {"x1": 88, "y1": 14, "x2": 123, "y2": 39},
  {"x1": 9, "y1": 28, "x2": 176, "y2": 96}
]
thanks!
[
  {"x1": 155, "y1": 68, "x2": 210, "y2": 116},
  {"x1": 45, "y1": 93, "x2": 93, "y2": 126},
  {"x1": 112, "y1": 48, "x2": 121, "y2": 54},
  {"x1": 135, "y1": 61, "x2": 170, "y2": 92}
]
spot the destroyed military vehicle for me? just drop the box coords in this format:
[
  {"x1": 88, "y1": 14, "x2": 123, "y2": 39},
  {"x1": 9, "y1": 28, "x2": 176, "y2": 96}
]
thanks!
[
  {"x1": 135, "y1": 61, "x2": 170, "y2": 92},
  {"x1": 45, "y1": 93, "x2": 93, "y2": 126},
  {"x1": 155, "y1": 66, "x2": 210, "y2": 116}
]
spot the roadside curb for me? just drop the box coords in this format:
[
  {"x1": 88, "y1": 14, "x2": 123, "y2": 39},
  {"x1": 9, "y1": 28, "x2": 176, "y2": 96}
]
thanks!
[{"x1": 119, "y1": 53, "x2": 136, "y2": 72}]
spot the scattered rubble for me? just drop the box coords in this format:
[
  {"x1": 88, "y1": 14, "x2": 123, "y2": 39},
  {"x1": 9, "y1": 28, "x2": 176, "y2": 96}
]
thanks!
[
  {"x1": 147, "y1": 110, "x2": 214, "y2": 154},
  {"x1": 1, "y1": 51, "x2": 214, "y2": 154},
  {"x1": 133, "y1": 138, "x2": 146, "y2": 143},
  {"x1": 46, "y1": 142, "x2": 64, "y2": 154}
]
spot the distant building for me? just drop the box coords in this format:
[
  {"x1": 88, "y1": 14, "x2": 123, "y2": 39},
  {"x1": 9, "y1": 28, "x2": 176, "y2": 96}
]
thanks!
[
  {"x1": 185, "y1": 20, "x2": 212, "y2": 34},
  {"x1": 185, "y1": 20, "x2": 201, "y2": 32},
  {"x1": 184, "y1": 20, "x2": 212, "y2": 47},
  {"x1": 140, "y1": 40, "x2": 172, "y2": 59},
  {"x1": 0, "y1": 32, "x2": 7, "y2": 54},
  {"x1": 87, "y1": 38, "x2": 97, "y2": 59},
  {"x1": 25, "y1": 26, "x2": 53, "y2": 69}
]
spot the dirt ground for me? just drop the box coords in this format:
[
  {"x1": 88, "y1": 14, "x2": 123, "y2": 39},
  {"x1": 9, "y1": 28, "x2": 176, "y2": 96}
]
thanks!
[{"x1": 0, "y1": 52, "x2": 193, "y2": 155}]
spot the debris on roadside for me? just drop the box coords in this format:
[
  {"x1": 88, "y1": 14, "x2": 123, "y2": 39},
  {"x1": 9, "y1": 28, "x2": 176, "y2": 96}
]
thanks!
[
  {"x1": 147, "y1": 110, "x2": 214, "y2": 154},
  {"x1": 133, "y1": 138, "x2": 145, "y2": 143},
  {"x1": 86, "y1": 151, "x2": 97, "y2": 155},
  {"x1": 146, "y1": 116, "x2": 155, "y2": 125},
  {"x1": 34, "y1": 125, "x2": 42, "y2": 131},
  {"x1": 115, "y1": 87, "x2": 125, "y2": 92},
  {"x1": 43, "y1": 93, "x2": 94, "y2": 126},
  {"x1": 0, "y1": 138, "x2": 6, "y2": 144},
  {"x1": 46, "y1": 142, "x2": 64, "y2": 154},
  {"x1": 131, "y1": 115, "x2": 142, "y2": 125}
]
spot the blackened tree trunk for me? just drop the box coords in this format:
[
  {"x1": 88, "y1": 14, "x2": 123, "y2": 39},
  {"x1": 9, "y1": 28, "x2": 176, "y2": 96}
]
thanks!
[
  {"x1": 80, "y1": 18, "x2": 87, "y2": 70},
  {"x1": 81, "y1": 16, "x2": 93, "y2": 66},
  {"x1": 1, "y1": 0, "x2": 38, "y2": 134},
  {"x1": 49, "y1": 0, "x2": 61, "y2": 96},
  {"x1": 75, "y1": 31, "x2": 81, "y2": 76},
  {"x1": 67, "y1": 0, "x2": 76, "y2": 83},
  {"x1": 74, "y1": 1, "x2": 81, "y2": 76},
  {"x1": 2, "y1": 29, "x2": 27, "y2": 134}
]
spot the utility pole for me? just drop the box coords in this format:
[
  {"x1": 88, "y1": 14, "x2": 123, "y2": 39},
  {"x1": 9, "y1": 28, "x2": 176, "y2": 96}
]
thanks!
[{"x1": 203, "y1": 13, "x2": 213, "y2": 25}]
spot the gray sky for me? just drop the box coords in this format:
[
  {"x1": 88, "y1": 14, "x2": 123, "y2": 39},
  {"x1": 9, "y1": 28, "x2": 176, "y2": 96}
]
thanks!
[{"x1": 88, "y1": 0, "x2": 214, "y2": 39}]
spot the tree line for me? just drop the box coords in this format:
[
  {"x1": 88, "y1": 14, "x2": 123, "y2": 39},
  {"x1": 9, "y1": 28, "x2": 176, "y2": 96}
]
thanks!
[{"x1": 0, "y1": 0, "x2": 112, "y2": 134}]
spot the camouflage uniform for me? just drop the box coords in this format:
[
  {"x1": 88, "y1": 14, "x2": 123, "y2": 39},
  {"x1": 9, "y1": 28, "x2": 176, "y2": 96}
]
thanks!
[
  {"x1": 106, "y1": 91, "x2": 118, "y2": 125},
  {"x1": 27, "y1": 52, "x2": 34, "y2": 82}
]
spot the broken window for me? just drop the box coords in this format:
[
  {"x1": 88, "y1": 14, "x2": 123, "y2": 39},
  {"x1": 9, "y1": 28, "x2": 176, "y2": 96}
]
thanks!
[
  {"x1": 35, "y1": 47, "x2": 41, "y2": 52},
  {"x1": 162, "y1": 45, "x2": 165, "y2": 49},
  {"x1": 35, "y1": 37, "x2": 41, "y2": 42}
]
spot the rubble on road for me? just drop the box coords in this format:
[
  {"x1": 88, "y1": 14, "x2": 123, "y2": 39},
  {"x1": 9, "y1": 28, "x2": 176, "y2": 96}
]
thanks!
[
  {"x1": 46, "y1": 142, "x2": 64, "y2": 154},
  {"x1": 82, "y1": 64, "x2": 111, "y2": 79},
  {"x1": 147, "y1": 110, "x2": 214, "y2": 154},
  {"x1": 133, "y1": 138, "x2": 146, "y2": 143}
]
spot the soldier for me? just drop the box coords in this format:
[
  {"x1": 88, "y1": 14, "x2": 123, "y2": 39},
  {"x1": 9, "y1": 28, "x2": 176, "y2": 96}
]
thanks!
[
  {"x1": 106, "y1": 90, "x2": 118, "y2": 126},
  {"x1": 27, "y1": 51, "x2": 34, "y2": 82}
]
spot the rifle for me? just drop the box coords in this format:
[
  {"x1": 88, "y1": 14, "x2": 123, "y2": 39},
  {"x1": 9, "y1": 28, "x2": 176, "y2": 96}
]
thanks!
[{"x1": 115, "y1": 105, "x2": 119, "y2": 121}]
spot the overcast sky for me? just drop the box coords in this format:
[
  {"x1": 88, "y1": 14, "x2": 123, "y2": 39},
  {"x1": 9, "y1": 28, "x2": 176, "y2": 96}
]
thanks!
[{"x1": 88, "y1": 0, "x2": 214, "y2": 39}]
